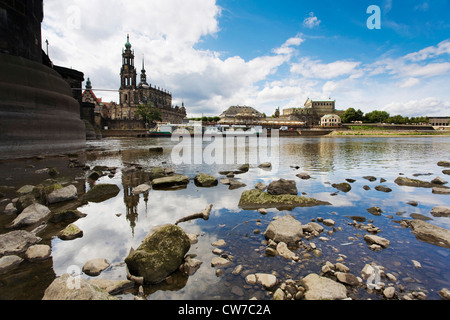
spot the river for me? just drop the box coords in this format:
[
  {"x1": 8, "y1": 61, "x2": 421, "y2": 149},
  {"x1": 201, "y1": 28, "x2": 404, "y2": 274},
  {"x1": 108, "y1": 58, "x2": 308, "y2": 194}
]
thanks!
[{"x1": 0, "y1": 135, "x2": 449, "y2": 300}]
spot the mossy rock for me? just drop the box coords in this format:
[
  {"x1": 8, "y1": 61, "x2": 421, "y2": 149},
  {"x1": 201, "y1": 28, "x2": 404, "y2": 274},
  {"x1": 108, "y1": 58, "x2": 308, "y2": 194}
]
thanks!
[
  {"x1": 152, "y1": 175, "x2": 190, "y2": 190},
  {"x1": 238, "y1": 189, "x2": 331, "y2": 210},
  {"x1": 58, "y1": 224, "x2": 83, "y2": 241},
  {"x1": 125, "y1": 224, "x2": 191, "y2": 284},
  {"x1": 194, "y1": 173, "x2": 218, "y2": 188},
  {"x1": 81, "y1": 184, "x2": 120, "y2": 203},
  {"x1": 394, "y1": 177, "x2": 434, "y2": 188},
  {"x1": 50, "y1": 209, "x2": 87, "y2": 224}
]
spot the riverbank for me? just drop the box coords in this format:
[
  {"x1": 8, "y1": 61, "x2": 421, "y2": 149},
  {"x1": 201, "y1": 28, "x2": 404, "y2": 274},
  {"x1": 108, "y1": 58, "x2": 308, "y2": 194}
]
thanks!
[{"x1": 330, "y1": 129, "x2": 450, "y2": 136}]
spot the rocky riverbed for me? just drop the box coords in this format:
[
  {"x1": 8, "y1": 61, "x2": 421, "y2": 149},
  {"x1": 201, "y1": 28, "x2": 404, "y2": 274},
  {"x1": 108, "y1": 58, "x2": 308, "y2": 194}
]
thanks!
[{"x1": 1, "y1": 139, "x2": 450, "y2": 300}]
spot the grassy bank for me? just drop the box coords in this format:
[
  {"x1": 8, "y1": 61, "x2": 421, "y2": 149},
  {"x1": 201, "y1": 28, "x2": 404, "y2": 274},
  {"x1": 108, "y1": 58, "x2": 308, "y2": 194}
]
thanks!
[{"x1": 330, "y1": 128, "x2": 450, "y2": 136}]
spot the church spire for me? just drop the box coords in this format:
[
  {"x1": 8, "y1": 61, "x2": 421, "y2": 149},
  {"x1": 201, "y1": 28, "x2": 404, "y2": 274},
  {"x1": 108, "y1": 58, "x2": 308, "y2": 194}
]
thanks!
[{"x1": 140, "y1": 54, "x2": 148, "y2": 86}]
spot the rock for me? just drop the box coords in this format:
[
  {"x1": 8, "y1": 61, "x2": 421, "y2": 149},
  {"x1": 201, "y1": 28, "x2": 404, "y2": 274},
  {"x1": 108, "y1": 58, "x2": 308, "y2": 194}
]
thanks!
[
  {"x1": 323, "y1": 219, "x2": 335, "y2": 227},
  {"x1": 239, "y1": 189, "x2": 331, "y2": 210},
  {"x1": 273, "y1": 288, "x2": 286, "y2": 300},
  {"x1": 187, "y1": 234, "x2": 199, "y2": 244},
  {"x1": 367, "y1": 207, "x2": 383, "y2": 216},
  {"x1": 383, "y1": 287, "x2": 396, "y2": 299},
  {"x1": 228, "y1": 179, "x2": 247, "y2": 190},
  {"x1": 258, "y1": 162, "x2": 272, "y2": 168},
  {"x1": 412, "y1": 260, "x2": 422, "y2": 269},
  {"x1": 408, "y1": 220, "x2": 450, "y2": 249},
  {"x1": 125, "y1": 224, "x2": 191, "y2": 284},
  {"x1": 363, "y1": 176, "x2": 377, "y2": 182},
  {"x1": 249, "y1": 273, "x2": 277, "y2": 289},
  {"x1": 181, "y1": 257, "x2": 203, "y2": 276},
  {"x1": 346, "y1": 179, "x2": 356, "y2": 183},
  {"x1": 88, "y1": 171, "x2": 102, "y2": 181},
  {"x1": 17, "y1": 185, "x2": 35, "y2": 195},
  {"x1": 211, "y1": 257, "x2": 232, "y2": 268},
  {"x1": 443, "y1": 170, "x2": 450, "y2": 175},
  {"x1": 375, "y1": 185, "x2": 392, "y2": 193},
  {"x1": 410, "y1": 213, "x2": 432, "y2": 221},
  {"x1": 264, "y1": 215, "x2": 303, "y2": 246},
  {"x1": 407, "y1": 201, "x2": 419, "y2": 207},
  {"x1": 235, "y1": 164, "x2": 250, "y2": 174},
  {"x1": 88, "y1": 279, "x2": 135, "y2": 295},
  {"x1": 394, "y1": 177, "x2": 434, "y2": 188},
  {"x1": 431, "y1": 206, "x2": 450, "y2": 217},
  {"x1": 24, "y1": 244, "x2": 51, "y2": 262},
  {"x1": 276, "y1": 242, "x2": 296, "y2": 260},
  {"x1": 255, "y1": 182, "x2": 267, "y2": 191},
  {"x1": 58, "y1": 224, "x2": 83, "y2": 241},
  {"x1": 364, "y1": 234, "x2": 390, "y2": 248},
  {"x1": 437, "y1": 161, "x2": 450, "y2": 167},
  {"x1": 212, "y1": 239, "x2": 226, "y2": 247},
  {"x1": 267, "y1": 179, "x2": 298, "y2": 196},
  {"x1": 0, "y1": 255, "x2": 23, "y2": 274},
  {"x1": 8, "y1": 203, "x2": 51, "y2": 229},
  {"x1": 336, "y1": 272, "x2": 359, "y2": 286},
  {"x1": 42, "y1": 274, "x2": 117, "y2": 300},
  {"x1": 132, "y1": 184, "x2": 151, "y2": 195},
  {"x1": 432, "y1": 187, "x2": 450, "y2": 194},
  {"x1": 332, "y1": 183, "x2": 352, "y2": 193},
  {"x1": 3, "y1": 203, "x2": 17, "y2": 215},
  {"x1": 302, "y1": 273, "x2": 348, "y2": 300},
  {"x1": 194, "y1": 173, "x2": 218, "y2": 188},
  {"x1": 0, "y1": 230, "x2": 41, "y2": 256},
  {"x1": 82, "y1": 258, "x2": 110, "y2": 276},
  {"x1": 50, "y1": 209, "x2": 87, "y2": 223},
  {"x1": 47, "y1": 185, "x2": 78, "y2": 204},
  {"x1": 296, "y1": 173, "x2": 311, "y2": 180},
  {"x1": 152, "y1": 175, "x2": 190, "y2": 190},
  {"x1": 431, "y1": 177, "x2": 448, "y2": 185},
  {"x1": 81, "y1": 184, "x2": 120, "y2": 203},
  {"x1": 439, "y1": 288, "x2": 450, "y2": 300}
]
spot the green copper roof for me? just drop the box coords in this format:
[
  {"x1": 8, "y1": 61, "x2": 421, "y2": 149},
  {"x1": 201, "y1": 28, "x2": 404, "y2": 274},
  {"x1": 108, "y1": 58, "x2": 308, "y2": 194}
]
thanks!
[{"x1": 125, "y1": 34, "x2": 132, "y2": 49}]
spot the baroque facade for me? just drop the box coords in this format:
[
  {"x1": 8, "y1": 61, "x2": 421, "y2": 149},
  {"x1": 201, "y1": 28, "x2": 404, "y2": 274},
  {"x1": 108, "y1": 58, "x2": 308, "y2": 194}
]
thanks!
[
  {"x1": 283, "y1": 98, "x2": 344, "y2": 126},
  {"x1": 114, "y1": 35, "x2": 186, "y2": 124}
]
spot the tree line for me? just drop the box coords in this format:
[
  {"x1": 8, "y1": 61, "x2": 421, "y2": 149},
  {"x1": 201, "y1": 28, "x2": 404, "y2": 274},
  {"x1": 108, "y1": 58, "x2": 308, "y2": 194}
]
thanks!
[{"x1": 341, "y1": 108, "x2": 430, "y2": 125}]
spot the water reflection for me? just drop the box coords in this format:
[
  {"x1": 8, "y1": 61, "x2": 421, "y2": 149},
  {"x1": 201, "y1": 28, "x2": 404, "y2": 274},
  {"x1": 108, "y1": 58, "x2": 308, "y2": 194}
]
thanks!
[{"x1": 2, "y1": 136, "x2": 449, "y2": 300}]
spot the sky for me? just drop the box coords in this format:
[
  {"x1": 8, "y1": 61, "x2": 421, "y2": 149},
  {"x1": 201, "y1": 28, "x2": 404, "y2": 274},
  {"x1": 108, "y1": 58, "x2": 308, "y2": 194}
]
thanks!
[{"x1": 41, "y1": 0, "x2": 450, "y2": 118}]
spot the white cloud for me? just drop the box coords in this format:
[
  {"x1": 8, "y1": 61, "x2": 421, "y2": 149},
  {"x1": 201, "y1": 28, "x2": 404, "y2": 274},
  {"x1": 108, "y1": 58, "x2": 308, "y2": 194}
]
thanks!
[
  {"x1": 290, "y1": 58, "x2": 362, "y2": 79},
  {"x1": 303, "y1": 12, "x2": 321, "y2": 29},
  {"x1": 383, "y1": 98, "x2": 450, "y2": 117},
  {"x1": 399, "y1": 77, "x2": 420, "y2": 88},
  {"x1": 403, "y1": 39, "x2": 450, "y2": 62}
]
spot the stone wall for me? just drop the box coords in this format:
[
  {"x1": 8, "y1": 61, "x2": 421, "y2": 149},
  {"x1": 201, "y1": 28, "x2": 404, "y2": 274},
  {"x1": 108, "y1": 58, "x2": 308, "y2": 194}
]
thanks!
[{"x1": 0, "y1": 53, "x2": 86, "y2": 159}]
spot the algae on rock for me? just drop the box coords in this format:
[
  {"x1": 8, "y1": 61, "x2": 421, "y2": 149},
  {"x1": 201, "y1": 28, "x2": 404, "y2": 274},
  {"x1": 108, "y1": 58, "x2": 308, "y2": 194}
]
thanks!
[{"x1": 238, "y1": 189, "x2": 331, "y2": 210}]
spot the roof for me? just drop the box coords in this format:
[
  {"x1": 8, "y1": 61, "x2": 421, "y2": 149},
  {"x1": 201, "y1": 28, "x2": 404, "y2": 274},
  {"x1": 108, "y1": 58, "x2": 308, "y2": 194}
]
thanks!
[
  {"x1": 321, "y1": 114, "x2": 341, "y2": 119},
  {"x1": 82, "y1": 89, "x2": 102, "y2": 105},
  {"x1": 220, "y1": 106, "x2": 263, "y2": 117}
]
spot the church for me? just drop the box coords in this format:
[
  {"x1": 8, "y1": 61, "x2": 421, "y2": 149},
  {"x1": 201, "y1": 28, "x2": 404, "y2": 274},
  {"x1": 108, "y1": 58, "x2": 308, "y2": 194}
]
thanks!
[{"x1": 86, "y1": 35, "x2": 187, "y2": 126}]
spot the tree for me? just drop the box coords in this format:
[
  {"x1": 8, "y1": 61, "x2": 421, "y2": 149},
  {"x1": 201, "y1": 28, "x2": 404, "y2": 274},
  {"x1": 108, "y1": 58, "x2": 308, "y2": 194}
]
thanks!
[
  {"x1": 364, "y1": 110, "x2": 390, "y2": 123},
  {"x1": 135, "y1": 103, "x2": 162, "y2": 127},
  {"x1": 341, "y1": 108, "x2": 364, "y2": 123}
]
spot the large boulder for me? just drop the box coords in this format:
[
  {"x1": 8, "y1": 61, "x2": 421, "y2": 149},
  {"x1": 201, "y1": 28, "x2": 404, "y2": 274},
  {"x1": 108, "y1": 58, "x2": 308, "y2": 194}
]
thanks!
[
  {"x1": 42, "y1": 274, "x2": 117, "y2": 300},
  {"x1": 239, "y1": 189, "x2": 331, "y2": 210},
  {"x1": 47, "y1": 185, "x2": 78, "y2": 204},
  {"x1": 0, "y1": 230, "x2": 41, "y2": 256},
  {"x1": 125, "y1": 224, "x2": 191, "y2": 284},
  {"x1": 431, "y1": 206, "x2": 450, "y2": 217},
  {"x1": 152, "y1": 175, "x2": 190, "y2": 190},
  {"x1": 409, "y1": 220, "x2": 450, "y2": 249},
  {"x1": 7, "y1": 203, "x2": 51, "y2": 229},
  {"x1": 267, "y1": 179, "x2": 298, "y2": 196},
  {"x1": 264, "y1": 215, "x2": 303, "y2": 246},
  {"x1": 81, "y1": 184, "x2": 120, "y2": 203},
  {"x1": 302, "y1": 273, "x2": 348, "y2": 300}
]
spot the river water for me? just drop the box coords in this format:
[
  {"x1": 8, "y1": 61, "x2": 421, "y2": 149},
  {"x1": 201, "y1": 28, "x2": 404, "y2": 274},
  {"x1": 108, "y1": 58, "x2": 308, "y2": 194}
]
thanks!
[{"x1": 1, "y1": 136, "x2": 449, "y2": 300}]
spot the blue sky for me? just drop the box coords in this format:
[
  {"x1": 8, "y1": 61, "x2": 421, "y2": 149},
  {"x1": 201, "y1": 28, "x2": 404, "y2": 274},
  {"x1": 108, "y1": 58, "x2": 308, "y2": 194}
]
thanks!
[{"x1": 42, "y1": 0, "x2": 450, "y2": 117}]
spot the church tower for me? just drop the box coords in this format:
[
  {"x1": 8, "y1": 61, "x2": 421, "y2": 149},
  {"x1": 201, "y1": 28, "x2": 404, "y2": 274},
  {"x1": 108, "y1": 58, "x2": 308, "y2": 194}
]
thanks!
[
  {"x1": 120, "y1": 34, "x2": 137, "y2": 108},
  {"x1": 139, "y1": 55, "x2": 149, "y2": 87}
]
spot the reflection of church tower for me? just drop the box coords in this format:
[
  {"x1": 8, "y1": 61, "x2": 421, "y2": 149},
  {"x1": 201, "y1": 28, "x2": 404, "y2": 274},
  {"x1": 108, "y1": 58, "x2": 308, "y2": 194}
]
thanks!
[{"x1": 119, "y1": 34, "x2": 137, "y2": 108}]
